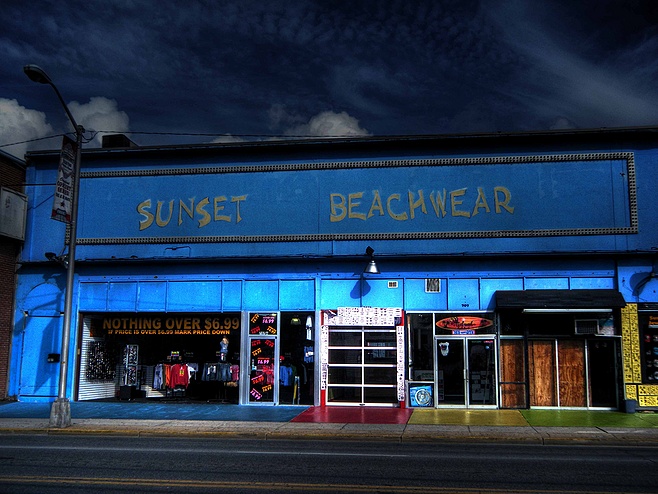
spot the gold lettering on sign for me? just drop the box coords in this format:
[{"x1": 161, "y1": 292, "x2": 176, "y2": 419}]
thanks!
[
  {"x1": 329, "y1": 186, "x2": 514, "y2": 223},
  {"x1": 137, "y1": 194, "x2": 248, "y2": 231},
  {"x1": 102, "y1": 315, "x2": 240, "y2": 336},
  {"x1": 387, "y1": 194, "x2": 407, "y2": 221}
]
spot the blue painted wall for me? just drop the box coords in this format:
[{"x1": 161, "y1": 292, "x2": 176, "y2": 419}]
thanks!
[{"x1": 10, "y1": 255, "x2": 635, "y2": 400}]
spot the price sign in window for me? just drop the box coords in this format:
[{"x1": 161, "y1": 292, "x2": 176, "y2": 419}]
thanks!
[{"x1": 249, "y1": 313, "x2": 278, "y2": 335}]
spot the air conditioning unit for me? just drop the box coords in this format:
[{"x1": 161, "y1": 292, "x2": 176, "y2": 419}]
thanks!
[{"x1": 574, "y1": 319, "x2": 599, "y2": 335}]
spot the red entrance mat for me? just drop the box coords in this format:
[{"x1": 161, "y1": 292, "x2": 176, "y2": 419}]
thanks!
[{"x1": 291, "y1": 406, "x2": 412, "y2": 424}]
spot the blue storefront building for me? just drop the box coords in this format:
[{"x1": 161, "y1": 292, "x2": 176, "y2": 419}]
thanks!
[{"x1": 9, "y1": 128, "x2": 658, "y2": 410}]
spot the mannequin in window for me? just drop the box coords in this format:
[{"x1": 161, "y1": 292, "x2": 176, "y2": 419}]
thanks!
[
  {"x1": 219, "y1": 337, "x2": 231, "y2": 382},
  {"x1": 219, "y1": 337, "x2": 229, "y2": 362}
]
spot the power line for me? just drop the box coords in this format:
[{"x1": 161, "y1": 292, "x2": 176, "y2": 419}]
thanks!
[
  {"x1": 102, "y1": 130, "x2": 359, "y2": 139},
  {"x1": 0, "y1": 131, "x2": 98, "y2": 149},
  {"x1": 0, "y1": 129, "x2": 369, "y2": 151},
  {"x1": 0, "y1": 133, "x2": 67, "y2": 149}
]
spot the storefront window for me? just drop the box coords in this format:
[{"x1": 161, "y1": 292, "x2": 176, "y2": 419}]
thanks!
[
  {"x1": 407, "y1": 313, "x2": 433, "y2": 381},
  {"x1": 523, "y1": 313, "x2": 617, "y2": 337},
  {"x1": 278, "y1": 312, "x2": 315, "y2": 405},
  {"x1": 501, "y1": 311, "x2": 620, "y2": 409},
  {"x1": 499, "y1": 311, "x2": 524, "y2": 335},
  {"x1": 79, "y1": 312, "x2": 241, "y2": 402},
  {"x1": 639, "y1": 312, "x2": 658, "y2": 383}
]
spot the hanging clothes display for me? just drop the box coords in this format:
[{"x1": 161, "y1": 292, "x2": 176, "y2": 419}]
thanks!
[{"x1": 202, "y1": 362, "x2": 238, "y2": 383}]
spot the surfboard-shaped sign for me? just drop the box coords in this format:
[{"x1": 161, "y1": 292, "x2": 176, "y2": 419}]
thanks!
[{"x1": 436, "y1": 316, "x2": 493, "y2": 332}]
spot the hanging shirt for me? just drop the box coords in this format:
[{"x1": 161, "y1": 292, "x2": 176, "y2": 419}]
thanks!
[
  {"x1": 164, "y1": 364, "x2": 172, "y2": 388},
  {"x1": 202, "y1": 363, "x2": 218, "y2": 381},
  {"x1": 279, "y1": 365, "x2": 294, "y2": 386},
  {"x1": 170, "y1": 363, "x2": 190, "y2": 388},
  {"x1": 153, "y1": 364, "x2": 163, "y2": 390},
  {"x1": 187, "y1": 363, "x2": 198, "y2": 381},
  {"x1": 230, "y1": 364, "x2": 240, "y2": 382}
]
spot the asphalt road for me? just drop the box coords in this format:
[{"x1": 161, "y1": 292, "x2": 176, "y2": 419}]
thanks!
[{"x1": 0, "y1": 434, "x2": 657, "y2": 493}]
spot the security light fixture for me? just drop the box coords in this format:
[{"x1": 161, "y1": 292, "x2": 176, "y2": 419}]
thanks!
[
  {"x1": 45, "y1": 252, "x2": 69, "y2": 268},
  {"x1": 363, "y1": 246, "x2": 380, "y2": 274}
]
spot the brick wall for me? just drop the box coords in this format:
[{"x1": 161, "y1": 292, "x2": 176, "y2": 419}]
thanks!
[{"x1": 0, "y1": 154, "x2": 26, "y2": 399}]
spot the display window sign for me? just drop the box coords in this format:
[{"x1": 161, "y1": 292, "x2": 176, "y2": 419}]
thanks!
[
  {"x1": 249, "y1": 313, "x2": 278, "y2": 335},
  {"x1": 640, "y1": 313, "x2": 658, "y2": 383},
  {"x1": 90, "y1": 313, "x2": 240, "y2": 337},
  {"x1": 435, "y1": 314, "x2": 494, "y2": 335}
]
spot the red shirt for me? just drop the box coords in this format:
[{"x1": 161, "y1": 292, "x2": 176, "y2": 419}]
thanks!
[{"x1": 169, "y1": 363, "x2": 190, "y2": 388}]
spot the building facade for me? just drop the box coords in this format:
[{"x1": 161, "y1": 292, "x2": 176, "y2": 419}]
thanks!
[
  {"x1": 9, "y1": 129, "x2": 658, "y2": 410},
  {"x1": 0, "y1": 149, "x2": 26, "y2": 400}
]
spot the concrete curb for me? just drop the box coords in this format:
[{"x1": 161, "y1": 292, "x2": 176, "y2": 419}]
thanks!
[{"x1": 1, "y1": 419, "x2": 657, "y2": 445}]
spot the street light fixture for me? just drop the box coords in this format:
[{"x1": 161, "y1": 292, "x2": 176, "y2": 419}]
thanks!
[{"x1": 24, "y1": 64, "x2": 84, "y2": 428}]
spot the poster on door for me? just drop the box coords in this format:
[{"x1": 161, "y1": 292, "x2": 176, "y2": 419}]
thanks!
[{"x1": 249, "y1": 337, "x2": 275, "y2": 402}]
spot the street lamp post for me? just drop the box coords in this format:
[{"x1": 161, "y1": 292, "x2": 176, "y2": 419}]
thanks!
[{"x1": 24, "y1": 64, "x2": 84, "y2": 428}]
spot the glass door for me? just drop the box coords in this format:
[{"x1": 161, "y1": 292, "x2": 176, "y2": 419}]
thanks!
[
  {"x1": 435, "y1": 337, "x2": 497, "y2": 407},
  {"x1": 467, "y1": 339, "x2": 496, "y2": 406},
  {"x1": 247, "y1": 313, "x2": 278, "y2": 404},
  {"x1": 248, "y1": 337, "x2": 276, "y2": 403},
  {"x1": 436, "y1": 338, "x2": 465, "y2": 406}
]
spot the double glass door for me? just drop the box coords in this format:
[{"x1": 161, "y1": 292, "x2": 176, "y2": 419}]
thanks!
[{"x1": 435, "y1": 337, "x2": 497, "y2": 407}]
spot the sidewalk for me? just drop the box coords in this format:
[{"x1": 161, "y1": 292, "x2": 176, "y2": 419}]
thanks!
[{"x1": 1, "y1": 401, "x2": 657, "y2": 445}]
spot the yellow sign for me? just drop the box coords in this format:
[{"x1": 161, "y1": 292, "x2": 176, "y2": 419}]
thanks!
[{"x1": 98, "y1": 314, "x2": 240, "y2": 336}]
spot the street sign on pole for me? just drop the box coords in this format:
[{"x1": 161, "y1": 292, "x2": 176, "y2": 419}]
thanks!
[{"x1": 52, "y1": 135, "x2": 76, "y2": 223}]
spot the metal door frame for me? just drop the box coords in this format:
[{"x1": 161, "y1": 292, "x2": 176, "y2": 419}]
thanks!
[
  {"x1": 325, "y1": 326, "x2": 399, "y2": 407},
  {"x1": 243, "y1": 312, "x2": 280, "y2": 406},
  {"x1": 434, "y1": 335, "x2": 498, "y2": 408}
]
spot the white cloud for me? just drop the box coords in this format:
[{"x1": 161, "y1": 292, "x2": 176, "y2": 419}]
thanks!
[
  {"x1": 210, "y1": 134, "x2": 245, "y2": 143},
  {"x1": 285, "y1": 110, "x2": 370, "y2": 138},
  {"x1": 67, "y1": 97, "x2": 130, "y2": 147},
  {"x1": 0, "y1": 98, "x2": 53, "y2": 159}
]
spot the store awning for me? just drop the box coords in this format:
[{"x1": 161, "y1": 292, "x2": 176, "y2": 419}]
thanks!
[{"x1": 495, "y1": 289, "x2": 626, "y2": 310}]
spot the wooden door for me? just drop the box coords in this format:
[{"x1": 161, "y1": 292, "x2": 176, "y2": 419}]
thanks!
[
  {"x1": 528, "y1": 340, "x2": 556, "y2": 406},
  {"x1": 558, "y1": 340, "x2": 586, "y2": 407},
  {"x1": 500, "y1": 340, "x2": 526, "y2": 408}
]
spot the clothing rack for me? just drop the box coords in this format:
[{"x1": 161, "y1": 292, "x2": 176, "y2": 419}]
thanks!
[
  {"x1": 155, "y1": 361, "x2": 194, "y2": 401},
  {"x1": 202, "y1": 362, "x2": 239, "y2": 403}
]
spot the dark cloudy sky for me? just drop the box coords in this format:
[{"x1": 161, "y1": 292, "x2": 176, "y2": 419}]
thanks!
[{"x1": 1, "y1": 0, "x2": 657, "y2": 158}]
